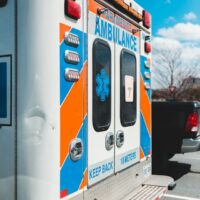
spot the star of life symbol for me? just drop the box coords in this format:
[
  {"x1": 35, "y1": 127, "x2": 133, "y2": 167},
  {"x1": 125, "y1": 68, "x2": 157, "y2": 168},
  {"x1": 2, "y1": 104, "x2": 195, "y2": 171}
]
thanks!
[{"x1": 96, "y1": 68, "x2": 110, "y2": 102}]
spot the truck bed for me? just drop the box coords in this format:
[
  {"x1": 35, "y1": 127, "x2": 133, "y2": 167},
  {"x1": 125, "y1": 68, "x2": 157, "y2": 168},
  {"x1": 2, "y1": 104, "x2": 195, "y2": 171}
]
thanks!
[{"x1": 152, "y1": 101, "x2": 200, "y2": 172}]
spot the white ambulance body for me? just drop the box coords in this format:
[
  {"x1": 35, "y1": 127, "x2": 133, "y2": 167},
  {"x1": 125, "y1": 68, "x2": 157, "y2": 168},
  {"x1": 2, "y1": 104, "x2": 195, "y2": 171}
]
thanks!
[{"x1": 0, "y1": 0, "x2": 173, "y2": 199}]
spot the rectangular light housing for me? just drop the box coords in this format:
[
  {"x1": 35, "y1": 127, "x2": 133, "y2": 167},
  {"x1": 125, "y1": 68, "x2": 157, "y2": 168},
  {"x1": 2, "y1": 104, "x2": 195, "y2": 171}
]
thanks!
[
  {"x1": 65, "y1": 0, "x2": 81, "y2": 20},
  {"x1": 65, "y1": 50, "x2": 80, "y2": 64},
  {"x1": 64, "y1": 32, "x2": 80, "y2": 47},
  {"x1": 145, "y1": 60, "x2": 151, "y2": 69},
  {"x1": 144, "y1": 82, "x2": 151, "y2": 90},
  {"x1": 65, "y1": 68, "x2": 80, "y2": 82},
  {"x1": 143, "y1": 10, "x2": 151, "y2": 29},
  {"x1": 144, "y1": 72, "x2": 151, "y2": 79},
  {"x1": 145, "y1": 42, "x2": 151, "y2": 53}
]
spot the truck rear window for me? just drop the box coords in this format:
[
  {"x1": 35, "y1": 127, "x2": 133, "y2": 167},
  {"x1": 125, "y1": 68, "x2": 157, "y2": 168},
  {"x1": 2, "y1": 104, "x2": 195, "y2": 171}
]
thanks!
[
  {"x1": 120, "y1": 50, "x2": 137, "y2": 127},
  {"x1": 0, "y1": 62, "x2": 7, "y2": 118},
  {"x1": 93, "y1": 39, "x2": 111, "y2": 132},
  {"x1": 0, "y1": 56, "x2": 11, "y2": 125}
]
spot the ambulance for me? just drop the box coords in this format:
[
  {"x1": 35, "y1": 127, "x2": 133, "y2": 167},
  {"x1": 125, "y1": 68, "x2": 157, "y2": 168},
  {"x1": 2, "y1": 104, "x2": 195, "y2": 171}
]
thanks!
[{"x1": 0, "y1": 0, "x2": 174, "y2": 199}]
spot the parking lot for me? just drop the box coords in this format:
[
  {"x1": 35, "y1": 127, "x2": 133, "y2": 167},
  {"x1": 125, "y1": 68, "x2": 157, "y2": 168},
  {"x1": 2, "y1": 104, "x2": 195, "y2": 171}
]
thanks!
[{"x1": 161, "y1": 151, "x2": 200, "y2": 200}]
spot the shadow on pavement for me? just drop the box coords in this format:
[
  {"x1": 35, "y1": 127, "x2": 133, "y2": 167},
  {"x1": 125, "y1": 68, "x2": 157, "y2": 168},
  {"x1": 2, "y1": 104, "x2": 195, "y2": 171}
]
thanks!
[{"x1": 153, "y1": 160, "x2": 191, "y2": 181}]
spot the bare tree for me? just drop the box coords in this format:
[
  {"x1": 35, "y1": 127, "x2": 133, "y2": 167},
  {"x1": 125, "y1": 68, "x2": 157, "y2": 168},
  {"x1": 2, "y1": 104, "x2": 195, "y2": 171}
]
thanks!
[
  {"x1": 152, "y1": 46, "x2": 182, "y2": 88},
  {"x1": 152, "y1": 44, "x2": 200, "y2": 100}
]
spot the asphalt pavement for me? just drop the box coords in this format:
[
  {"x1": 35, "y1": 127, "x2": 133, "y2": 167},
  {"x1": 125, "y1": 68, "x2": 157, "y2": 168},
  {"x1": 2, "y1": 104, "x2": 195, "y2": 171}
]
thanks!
[{"x1": 161, "y1": 151, "x2": 200, "y2": 200}]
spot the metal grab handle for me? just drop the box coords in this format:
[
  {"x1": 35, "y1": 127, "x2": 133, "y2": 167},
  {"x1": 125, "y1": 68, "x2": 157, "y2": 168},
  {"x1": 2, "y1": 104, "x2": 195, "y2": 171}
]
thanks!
[
  {"x1": 116, "y1": 131, "x2": 124, "y2": 148},
  {"x1": 105, "y1": 132, "x2": 114, "y2": 151},
  {"x1": 97, "y1": 7, "x2": 109, "y2": 15},
  {"x1": 70, "y1": 138, "x2": 83, "y2": 161}
]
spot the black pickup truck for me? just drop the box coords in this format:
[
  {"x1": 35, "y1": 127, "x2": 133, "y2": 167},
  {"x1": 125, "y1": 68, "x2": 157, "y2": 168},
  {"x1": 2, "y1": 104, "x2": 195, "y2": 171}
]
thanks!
[{"x1": 152, "y1": 101, "x2": 200, "y2": 171}]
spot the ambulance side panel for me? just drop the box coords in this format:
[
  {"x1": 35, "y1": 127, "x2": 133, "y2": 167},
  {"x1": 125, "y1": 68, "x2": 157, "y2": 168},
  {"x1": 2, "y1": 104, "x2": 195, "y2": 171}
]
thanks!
[
  {"x1": 140, "y1": 30, "x2": 152, "y2": 162},
  {"x1": 0, "y1": 0, "x2": 16, "y2": 199},
  {"x1": 17, "y1": 1, "x2": 60, "y2": 199},
  {"x1": 59, "y1": 0, "x2": 87, "y2": 199}
]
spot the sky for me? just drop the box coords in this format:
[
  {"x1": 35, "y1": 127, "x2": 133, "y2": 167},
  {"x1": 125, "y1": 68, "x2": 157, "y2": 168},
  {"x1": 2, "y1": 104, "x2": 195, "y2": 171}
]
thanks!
[
  {"x1": 135, "y1": 0, "x2": 200, "y2": 36},
  {"x1": 134, "y1": 0, "x2": 200, "y2": 88},
  {"x1": 134, "y1": 0, "x2": 200, "y2": 56}
]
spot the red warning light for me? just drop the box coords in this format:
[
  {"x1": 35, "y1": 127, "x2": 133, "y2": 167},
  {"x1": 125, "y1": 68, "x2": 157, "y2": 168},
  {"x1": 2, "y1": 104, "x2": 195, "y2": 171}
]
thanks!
[
  {"x1": 145, "y1": 42, "x2": 151, "y2": 53},
  {"x1": 143, "y1": 10, "x2": 151, "y2": 29},
  {"x1": 65, "y1": 0, "x2": 81, "y2": 20}
]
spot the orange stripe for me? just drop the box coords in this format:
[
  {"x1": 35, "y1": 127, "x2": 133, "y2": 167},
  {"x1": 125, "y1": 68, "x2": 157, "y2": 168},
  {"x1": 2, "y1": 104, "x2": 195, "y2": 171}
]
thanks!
[
  {"x1": 140, "y1": 76, "x2": 151, "y2": 134},
  {"x1": 140, "y1": 147, "x2": 145, "y2": 159},
  {"x1": 60, "y1": 23, "x2": 71, "y2": 43},
  {"x1": 112, "y1": 0, "x2": 143, "y2": 21},
  {"x1": 60, "y1": 64, "x2": 87, "y2": 166},
  {"x1": 88, "y1": 0, "x2": 103, "y2": 15},
  {"x1": 83, "y1": 62, "x2": 88, "y2": 116},
  {"x1": 79, "y1": 170, "x2": 88, "y2": 190},
  {"x1": 78, "y1": 64, "x2": 87, "y2": 190},
  {"x1": 88, "y1": 0, "x2": 142, "y2": 21}
]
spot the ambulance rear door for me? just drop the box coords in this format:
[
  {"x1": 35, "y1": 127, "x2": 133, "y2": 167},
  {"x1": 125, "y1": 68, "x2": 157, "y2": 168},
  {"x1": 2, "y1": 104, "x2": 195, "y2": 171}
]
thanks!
[
  {"x1": 87, "y1": 1, "x2": 115, "y2": 186},
  {"x1": 114, "y1": 14, "x2": 140, "y2": 173}
]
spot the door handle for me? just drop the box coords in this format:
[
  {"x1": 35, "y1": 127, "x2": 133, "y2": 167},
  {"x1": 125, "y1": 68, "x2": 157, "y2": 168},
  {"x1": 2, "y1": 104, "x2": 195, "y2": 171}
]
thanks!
[
  {"x1": 116, "y1": 131, "x2": 124, "y2": 148},
  {"x1": 105, "y1": 132, "x2": 114, "y2": 151},
  {"x1": 70, "y1": 138, "x2": 83, "y2": 161}
]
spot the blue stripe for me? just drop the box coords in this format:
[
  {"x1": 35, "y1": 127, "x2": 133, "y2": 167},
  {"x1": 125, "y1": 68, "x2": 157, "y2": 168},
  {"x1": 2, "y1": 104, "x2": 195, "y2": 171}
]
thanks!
[
  {"x1": 60, "y1": 28, "x2": 87, "y2": 105},
  {"x1": 140, "y1": 56, "x2": 151, "y2": 99},
  {"x1": 60, "y1": 117, "x2": 87, "y2": 195},
  {"x1": 0, "y1": 62, "x2": 7, "y2": 118},
  {"x1": 140, "y1": 113, "x2": 151, "y2": 157}
]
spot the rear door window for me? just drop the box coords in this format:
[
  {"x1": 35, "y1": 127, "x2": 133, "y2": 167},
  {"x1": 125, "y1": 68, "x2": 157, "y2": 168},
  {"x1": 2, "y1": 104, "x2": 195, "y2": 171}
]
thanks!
[
  {"x1": 0, "y1": 62, "x2": 7, "y2": 118},
  {"x1": 0, "y1": 56, "x2": 11, "y2": 125},
  {"x1": 93, "y1": 39, "x2": 111, "y2": 132},
  {"x1": 120, "y1": 50, "x2": 137, "y2": 127}
]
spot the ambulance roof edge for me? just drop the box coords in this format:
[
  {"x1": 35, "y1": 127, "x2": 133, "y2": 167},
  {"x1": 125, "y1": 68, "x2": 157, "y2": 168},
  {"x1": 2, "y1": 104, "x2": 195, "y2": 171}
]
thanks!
[
  {"x1": 98, "y1": 0, "x2": 143, "y2": 22},
  {"x1": 96, "y1": 0, "x2": 151, "y2": 33}
]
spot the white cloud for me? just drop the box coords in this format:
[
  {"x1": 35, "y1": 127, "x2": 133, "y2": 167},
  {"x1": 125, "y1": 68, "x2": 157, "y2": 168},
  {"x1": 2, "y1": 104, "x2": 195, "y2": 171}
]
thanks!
[
  {"x1": 152, "y1": 37, "x2": 200, "y2": 61},
  {"x1": 182, "y1": 46, "x2": 200, "y2": 60},
  {"x1": 184, "y1": 12, "x2": 197, "y2": 21},
  {"x1": 157, "y1": 23, "x2": 200, "y2": 41},
  {"x1": 152, "y1": 37, "x2": 181, "y2": 49}
]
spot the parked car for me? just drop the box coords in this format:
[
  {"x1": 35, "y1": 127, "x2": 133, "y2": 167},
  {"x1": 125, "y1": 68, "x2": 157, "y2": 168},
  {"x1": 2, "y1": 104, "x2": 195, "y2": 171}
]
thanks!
[{"x1": 152, "y1": 101, "x2": 200, "y2": 172}]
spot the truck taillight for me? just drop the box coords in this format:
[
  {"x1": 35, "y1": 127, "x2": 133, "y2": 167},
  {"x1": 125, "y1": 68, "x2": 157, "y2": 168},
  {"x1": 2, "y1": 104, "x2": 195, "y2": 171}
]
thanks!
[
  {"x1": 143, "y1": 10, "x2": 151, "y2": 29},
  {"x1": 65, "y1": 0, "x2": 81, "y2": 20},
  {"x1": 185, "y1": 113, "x2": 199, "y2": 133}
]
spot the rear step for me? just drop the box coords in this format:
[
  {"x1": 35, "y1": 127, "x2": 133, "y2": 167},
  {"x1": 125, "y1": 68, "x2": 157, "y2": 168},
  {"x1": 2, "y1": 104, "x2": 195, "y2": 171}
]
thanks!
[
  {"x1": 123, "y1": 185, "x2": 167, "y2": 200},
  {"x1": 122, "y1": 175, "x2": 174, "y2": 200}
]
